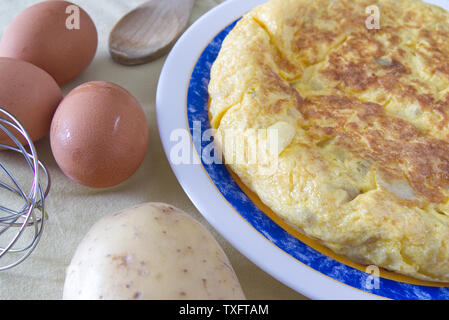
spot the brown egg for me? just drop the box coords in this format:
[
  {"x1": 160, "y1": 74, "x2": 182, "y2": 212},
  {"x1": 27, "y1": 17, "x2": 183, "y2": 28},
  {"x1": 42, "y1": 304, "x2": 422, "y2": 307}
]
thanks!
[
  {"x1": 0, "y1": 0, "x2": 98, "y2": 85},
  {"x1": 0, "y1": 57, "x2": 62, "y2": 146},
  {"x1": 50, "y1": 81, "x2": 149, "y2": 188}
]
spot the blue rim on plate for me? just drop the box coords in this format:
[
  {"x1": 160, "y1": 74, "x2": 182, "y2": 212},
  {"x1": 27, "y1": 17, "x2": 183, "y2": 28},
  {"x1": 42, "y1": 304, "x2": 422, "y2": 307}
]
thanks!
[{"x1": 185, "y1": 19, "x2": 449, "y2": 300}]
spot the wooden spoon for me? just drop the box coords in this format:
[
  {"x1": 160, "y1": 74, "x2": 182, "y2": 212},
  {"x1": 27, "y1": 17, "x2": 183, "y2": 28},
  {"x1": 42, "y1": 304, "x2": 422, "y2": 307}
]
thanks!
[{"x1": 109, "y1": 0, "x2": 195, "y2": 66}]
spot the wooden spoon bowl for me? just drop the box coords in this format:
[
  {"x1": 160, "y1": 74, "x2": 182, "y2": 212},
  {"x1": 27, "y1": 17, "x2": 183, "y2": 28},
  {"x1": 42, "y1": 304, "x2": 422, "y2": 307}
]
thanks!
[{"x1": 109, "y1": 0, "x2": 195, "y2": 66}]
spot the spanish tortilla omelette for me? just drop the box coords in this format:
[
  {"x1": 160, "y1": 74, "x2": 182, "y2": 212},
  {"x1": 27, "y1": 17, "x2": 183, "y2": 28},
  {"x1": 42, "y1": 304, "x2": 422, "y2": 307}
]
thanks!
[{"x1": 209, "y1": 0, "x2": 449, "y2": 282}]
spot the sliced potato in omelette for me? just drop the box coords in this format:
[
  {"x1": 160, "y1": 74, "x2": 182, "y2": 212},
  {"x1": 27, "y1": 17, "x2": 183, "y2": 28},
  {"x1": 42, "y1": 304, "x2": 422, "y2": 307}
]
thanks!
[{"x1": 209, "y1": 0, "x2": 449, "y2": 282}]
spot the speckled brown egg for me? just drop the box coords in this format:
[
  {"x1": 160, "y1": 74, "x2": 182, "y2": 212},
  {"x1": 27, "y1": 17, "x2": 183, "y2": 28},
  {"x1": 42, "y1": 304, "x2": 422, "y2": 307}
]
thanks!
[
  {"x1": 0, "y1": 57, "x2": 62, "y2": 146},
  {"x1": 50, "y1": 81, "x2": 149, "y2": 188},
  {"x1": 0, "y1": 0, "x2": 98, "y2": 85}
]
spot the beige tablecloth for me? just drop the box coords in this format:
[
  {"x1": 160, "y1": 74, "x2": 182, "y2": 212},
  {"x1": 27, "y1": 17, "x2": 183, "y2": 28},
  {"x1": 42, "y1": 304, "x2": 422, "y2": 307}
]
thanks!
[{"x1": 0, "y1": 0, "x2": 306, "y2": 300}]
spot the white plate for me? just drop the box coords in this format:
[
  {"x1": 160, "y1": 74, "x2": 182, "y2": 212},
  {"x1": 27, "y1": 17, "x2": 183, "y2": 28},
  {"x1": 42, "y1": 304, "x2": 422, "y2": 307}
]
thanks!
[{"x1": 156, "y1": 0, "x2": 449, "y2": 300}]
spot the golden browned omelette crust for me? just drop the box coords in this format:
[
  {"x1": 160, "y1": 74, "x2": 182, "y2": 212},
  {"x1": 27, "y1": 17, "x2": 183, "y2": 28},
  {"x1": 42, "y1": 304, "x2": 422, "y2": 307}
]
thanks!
[{"x1": 209, "y1": 0, "x2": 449, "y2": 282}]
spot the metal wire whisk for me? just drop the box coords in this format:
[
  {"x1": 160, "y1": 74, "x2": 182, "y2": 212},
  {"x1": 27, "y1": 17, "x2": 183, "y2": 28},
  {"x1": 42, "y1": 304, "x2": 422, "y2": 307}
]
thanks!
[{"x1": 0, "y1": 108, "x2": 50, "y2": 271}]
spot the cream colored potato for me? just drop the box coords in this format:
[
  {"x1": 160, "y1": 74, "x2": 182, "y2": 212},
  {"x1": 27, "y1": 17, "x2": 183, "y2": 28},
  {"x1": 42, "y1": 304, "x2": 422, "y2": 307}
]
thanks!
[{"x1": 63, "y1": 203, "x2": 246, "y2": 300}]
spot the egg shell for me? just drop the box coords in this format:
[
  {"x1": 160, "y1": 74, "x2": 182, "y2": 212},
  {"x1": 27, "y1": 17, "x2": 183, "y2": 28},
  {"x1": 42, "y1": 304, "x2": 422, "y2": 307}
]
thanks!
[
  {"x1": 50, "y1": 81, "x2": 149, "y2": 188},
  {"x1": 0, "y1": 57, "x2": 62, "y2": 146},
  {"x1": 0, "y1": 0, "x2": 98, "y2": 85}
]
